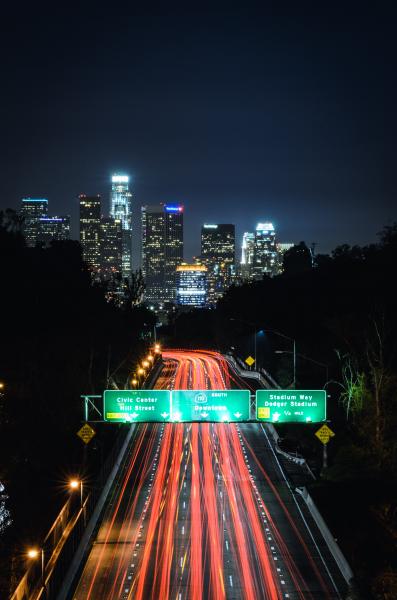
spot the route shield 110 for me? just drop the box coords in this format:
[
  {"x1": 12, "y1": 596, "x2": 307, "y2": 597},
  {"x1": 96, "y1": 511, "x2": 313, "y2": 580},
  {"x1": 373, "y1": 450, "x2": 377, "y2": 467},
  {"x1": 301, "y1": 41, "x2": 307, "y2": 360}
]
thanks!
[
  {"x1": 256, "y1": 389, "x2": 326, "y2": 423},
  {"x1": 171, "y1": 390, "x2": 250, "y2": 422},
  {"x1": 104, "y1": 390, "x2": 171, "y2": 422}
]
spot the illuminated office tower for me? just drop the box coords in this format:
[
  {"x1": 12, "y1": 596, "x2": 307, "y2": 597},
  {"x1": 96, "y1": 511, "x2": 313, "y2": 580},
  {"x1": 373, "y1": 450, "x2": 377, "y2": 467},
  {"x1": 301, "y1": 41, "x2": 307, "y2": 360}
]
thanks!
[
  {"x1": 20, "y1": 198, "x2": 48, "y2": 246},
  {"x1": 37, "y1": 216, "x2": 70, "y2": 245},
  {"x1": 240, "y1": 231, "x2": 255, "y2": 279},
  {"x1": 110, "y1": 175, "x2": 132, "y2": 282},
  {"x1": 79, "y1": 194, "x2": 101, "y2": 269},
  {"x1": 164, "y1": 204, "x2": 184, "y2": 301},
  {"x1": 142, "y1": 203, "x2": 184, "y2": 304},
  {"x1": 276, "y1": 242, "x2": 294, "y2": 274},
  {"x1": 142, "y1": 205, "x2": 166, "y2": 302},
  {"x1": 252, "y1": 222, "x2": 278, "y2": 279},
  {"x1": 176, "y1": 264, "x2": 207, "y2": 307},
  {"x1": 100, "y1": 217, "x2": 122, "y2": 278},
  {"x1": 201, "y1": 224, "x2": 235, "y2": 304}
]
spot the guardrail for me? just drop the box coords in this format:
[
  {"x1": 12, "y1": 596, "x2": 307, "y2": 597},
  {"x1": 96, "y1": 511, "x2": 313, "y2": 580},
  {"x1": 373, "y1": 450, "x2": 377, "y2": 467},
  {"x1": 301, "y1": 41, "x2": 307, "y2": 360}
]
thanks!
[
  {"x1": 57, "y1": 424, "x2": 136, "y2": 600},
  {"x1": 295, "y1": 486, "x2": 354, "y2": 587},
  {"x1": 224, "y1": 353, "x2": 274, "y2": 389},
  {"x1": 9, "y1": 424, "x2": 131, "y2": 600}
]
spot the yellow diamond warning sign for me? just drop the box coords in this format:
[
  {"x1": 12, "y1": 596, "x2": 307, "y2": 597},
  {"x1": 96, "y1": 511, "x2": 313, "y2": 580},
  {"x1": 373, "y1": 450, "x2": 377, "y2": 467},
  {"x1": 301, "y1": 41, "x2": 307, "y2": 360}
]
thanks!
[
  {"x1": 77, "y1": 423, "x2": 96, "y2": 445},
  {"x1": 245, "y1": 355, "x2": 255, "y2": 367},
  {"x1": 315, "y1": 424, "x2": 335, "y2": 445}
]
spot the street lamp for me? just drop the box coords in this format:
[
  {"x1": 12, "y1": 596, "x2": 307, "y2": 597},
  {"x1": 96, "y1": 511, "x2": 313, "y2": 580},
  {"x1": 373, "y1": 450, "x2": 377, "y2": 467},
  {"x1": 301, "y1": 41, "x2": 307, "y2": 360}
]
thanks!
[
  {"x1": 70, "y1": 479, "x2": 85, "y2": 525},
  {"x1": 275, "y1": 350, "x2": 328, "y2": 386},
  {"x1": 262, "y1": 329, "x2": 296, "y2": 388},
  {"x1": 229, "y1": 318, "x2": 261, "y2": 368},
  {"x1": 27, "y1": 547, "x2": 45, "y2": 588}
]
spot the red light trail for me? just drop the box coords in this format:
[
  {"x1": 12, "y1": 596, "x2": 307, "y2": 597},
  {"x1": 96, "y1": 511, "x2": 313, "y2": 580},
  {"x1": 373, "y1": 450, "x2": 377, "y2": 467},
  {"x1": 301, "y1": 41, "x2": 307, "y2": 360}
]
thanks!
[{"x1": 73, "y1": 349, "x2": 339, "y2": 599}]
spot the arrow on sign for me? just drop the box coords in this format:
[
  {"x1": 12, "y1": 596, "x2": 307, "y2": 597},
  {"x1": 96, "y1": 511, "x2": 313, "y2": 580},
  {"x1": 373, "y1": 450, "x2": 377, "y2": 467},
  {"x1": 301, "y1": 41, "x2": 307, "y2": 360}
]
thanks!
[
  {"x1": 234, "y1": 412, "x2": 242, "y2": 418},
  {"x1": 130, "y1": 412, "x2": 139, "y2": 419},
  {"x1": 161, "y1": 412, "x2": 169, "y2": 419},
  {"x1": 201, "y1": 412, "x2": 209, "y2": 418}
]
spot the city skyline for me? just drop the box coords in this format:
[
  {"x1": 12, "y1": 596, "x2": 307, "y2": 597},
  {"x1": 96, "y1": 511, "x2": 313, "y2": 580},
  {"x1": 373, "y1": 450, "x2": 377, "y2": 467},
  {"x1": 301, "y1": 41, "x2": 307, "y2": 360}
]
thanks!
[
  {"x1": 18, "y1": 179, "x2": 298, "y2": 269},
  {"x1": 5, "y1": 172, "x2": 394, "y2": 262},
  {"x1": 1, "y1": 6, "x2": 394, "y2": 262}
]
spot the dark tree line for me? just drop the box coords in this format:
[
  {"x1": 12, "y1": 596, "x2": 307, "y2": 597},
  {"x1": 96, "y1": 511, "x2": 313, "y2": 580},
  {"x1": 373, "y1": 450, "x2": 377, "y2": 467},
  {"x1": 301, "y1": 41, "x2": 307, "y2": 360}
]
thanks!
[
  {"x1": 166, "y1": 225, "x2": 397, "y2": 597},
  {"x1": 0, "y1": 210, "x2": 155, "y2": 594}
]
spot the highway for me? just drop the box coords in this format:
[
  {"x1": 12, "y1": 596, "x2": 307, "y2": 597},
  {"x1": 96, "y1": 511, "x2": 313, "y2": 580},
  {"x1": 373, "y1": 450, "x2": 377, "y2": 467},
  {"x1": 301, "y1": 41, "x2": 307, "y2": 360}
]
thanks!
[{"x1": 71, "y1": 350, "x2": 344, "y2": 599}]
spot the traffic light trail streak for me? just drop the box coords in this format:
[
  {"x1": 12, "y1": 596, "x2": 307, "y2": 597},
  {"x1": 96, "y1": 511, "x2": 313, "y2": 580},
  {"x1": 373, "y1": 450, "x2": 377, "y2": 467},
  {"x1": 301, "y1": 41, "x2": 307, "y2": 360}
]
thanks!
[{"x1": 73, "y1": 350, "x2": 339, "y2": 599}]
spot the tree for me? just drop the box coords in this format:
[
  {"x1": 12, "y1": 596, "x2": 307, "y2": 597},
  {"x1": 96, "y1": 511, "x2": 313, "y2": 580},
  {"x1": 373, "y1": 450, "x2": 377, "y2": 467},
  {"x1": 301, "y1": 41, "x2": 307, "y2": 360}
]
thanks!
[
  {"x1": 337, "y1": 352, "x2": 367, "y2": 421},
  {"x1": 283, "y1": 241, "x2": 312, "y2": 275},
  {"x1": 123, "y1": 269, "x2": 145, "y2": 308}
]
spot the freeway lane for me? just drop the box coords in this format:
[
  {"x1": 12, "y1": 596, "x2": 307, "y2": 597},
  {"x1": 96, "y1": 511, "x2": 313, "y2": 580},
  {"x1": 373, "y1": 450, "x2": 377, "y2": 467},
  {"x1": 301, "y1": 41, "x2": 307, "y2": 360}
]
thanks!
[{"x1": 71, "y1": 350, "x2": 343, "y2": 599}]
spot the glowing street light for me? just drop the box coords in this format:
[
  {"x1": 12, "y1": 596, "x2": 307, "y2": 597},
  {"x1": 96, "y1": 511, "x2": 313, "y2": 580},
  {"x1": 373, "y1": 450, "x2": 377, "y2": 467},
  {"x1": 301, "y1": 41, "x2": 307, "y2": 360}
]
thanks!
[
  {"x1": 27, "y1": 547, "x2": 44, "y2": 587},
  {"x1": 138, "y1": 368, "x2": 145, "y2": 376},
  {"x1": 70, "y1": 479, "x2": 84, "y2": 524},
  {"x1": 147, "y1": 355, "x2": 154, "y2": 362},
  {"x1": 142, "y1": 361, "x2": 150, "y2": 368},
  {"x1": 131, "y1": 378, "x2": 138, "y2": 387}
]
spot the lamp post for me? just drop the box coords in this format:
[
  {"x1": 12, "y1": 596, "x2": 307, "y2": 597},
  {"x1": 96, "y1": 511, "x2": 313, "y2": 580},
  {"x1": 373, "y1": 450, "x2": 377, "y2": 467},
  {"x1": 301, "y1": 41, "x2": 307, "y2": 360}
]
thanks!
[
  {"x1": 229, "y1": 318, "x2": 260, "y2": 369},
  {"x1": 70, "y1": 479, "x2": 84, "y2": 525},
  {"x1": 263, "y1": 329, "x2": 296, "y2": 387},
  {"x1": 275, "y1": 350, "x2": 328, "y2": 387},
  {"x1": 27, "y1": 547, "x2": 45, "y2": 589}
]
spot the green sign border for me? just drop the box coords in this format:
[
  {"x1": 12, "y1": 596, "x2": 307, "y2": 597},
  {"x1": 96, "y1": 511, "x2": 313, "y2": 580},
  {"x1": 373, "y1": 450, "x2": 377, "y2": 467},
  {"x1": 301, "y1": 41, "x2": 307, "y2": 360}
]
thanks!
[
  {"x1": 256, "y1": 389, "x2": 327, "y2": 423},
  {"x1": 171, "y1": 389, "x2": 250, "y2": 422},
  {"x1": 103, "y1": 390, "x2": 171, "y2": 423}
]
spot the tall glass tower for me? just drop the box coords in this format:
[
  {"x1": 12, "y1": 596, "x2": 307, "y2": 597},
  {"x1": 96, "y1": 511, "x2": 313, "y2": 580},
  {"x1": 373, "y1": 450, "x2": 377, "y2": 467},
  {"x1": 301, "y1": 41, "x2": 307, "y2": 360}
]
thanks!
[
  {"x1": 110, "y1": 175, "x2": 132, "y2": 282},
  {"x1": 200, "y1": 224, "x2": 235, "y2": 304},
  {"x1": 79, "y1": 195, "x2": 101, "y2": 269},
  {"x1": 252, "y1": 222, "x2": 278, "y2": 279},
  {"x1": 20, "y1": 198, "x2": 48, "y2": 246},
  {"x1": 141, "y1": 203, "x2": 184, "y2": 304}
]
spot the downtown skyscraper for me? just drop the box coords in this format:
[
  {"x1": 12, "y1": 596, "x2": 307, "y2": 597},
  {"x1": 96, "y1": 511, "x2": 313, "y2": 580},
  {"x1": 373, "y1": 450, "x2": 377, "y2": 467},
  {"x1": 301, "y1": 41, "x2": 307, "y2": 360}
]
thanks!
[
  {"x1": 240, "y1": 231, "x2": 255, "y2": 279},
  {"x1": 252, "y1": 222, "x2": 278, "y2": 279},
  {"x1": 37, "y1": 216, "x2": 70, "y2": 245},
  {"x1": 176, "y1": 263, "x2": 207, "y2": 307},
  {"x1": 79, "y1": 194, "x2": 101, "y2": 269},
  {"x1": 201, "y1": 224, "x2": 235, "y2": 304},
  {"x1": 110, "y1": 175, "x2": 132, "y2": 282},
  {"x1": 100, "y1": 217, "x2": 122, "y2": 278},
  {"x1": 141, "y1": 203, "x2": 184, "y2": 304},
  {"x1": 20, "y1": 198, "x2": 70, "y2": 247}
]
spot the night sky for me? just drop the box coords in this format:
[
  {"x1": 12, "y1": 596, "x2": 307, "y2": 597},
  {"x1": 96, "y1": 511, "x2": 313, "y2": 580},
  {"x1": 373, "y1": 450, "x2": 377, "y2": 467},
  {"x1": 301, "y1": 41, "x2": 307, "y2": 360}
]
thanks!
[{"x1": 1, "y1": 4, "x2": 395, "y2": 263}]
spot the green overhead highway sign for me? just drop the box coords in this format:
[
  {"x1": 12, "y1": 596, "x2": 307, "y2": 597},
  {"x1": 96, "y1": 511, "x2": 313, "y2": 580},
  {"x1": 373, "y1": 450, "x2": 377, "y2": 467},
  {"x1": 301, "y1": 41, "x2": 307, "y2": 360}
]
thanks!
[
  {"x1": 171, "y1": 389, "x2": 250, "y2": 422},
  {"x1": 104, "y1": 390, "x2": 171, "y2": 422},
  {"x1": 256, "y1": 389, "x2": 326, "y2": 423}
]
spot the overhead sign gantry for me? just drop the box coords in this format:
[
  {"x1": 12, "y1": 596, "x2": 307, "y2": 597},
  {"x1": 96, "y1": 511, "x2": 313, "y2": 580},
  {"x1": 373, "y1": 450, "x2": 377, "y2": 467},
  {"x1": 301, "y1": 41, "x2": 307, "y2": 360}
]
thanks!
[{"x1": 95, "y1": 389, "x2": 327, "y2": 423}]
